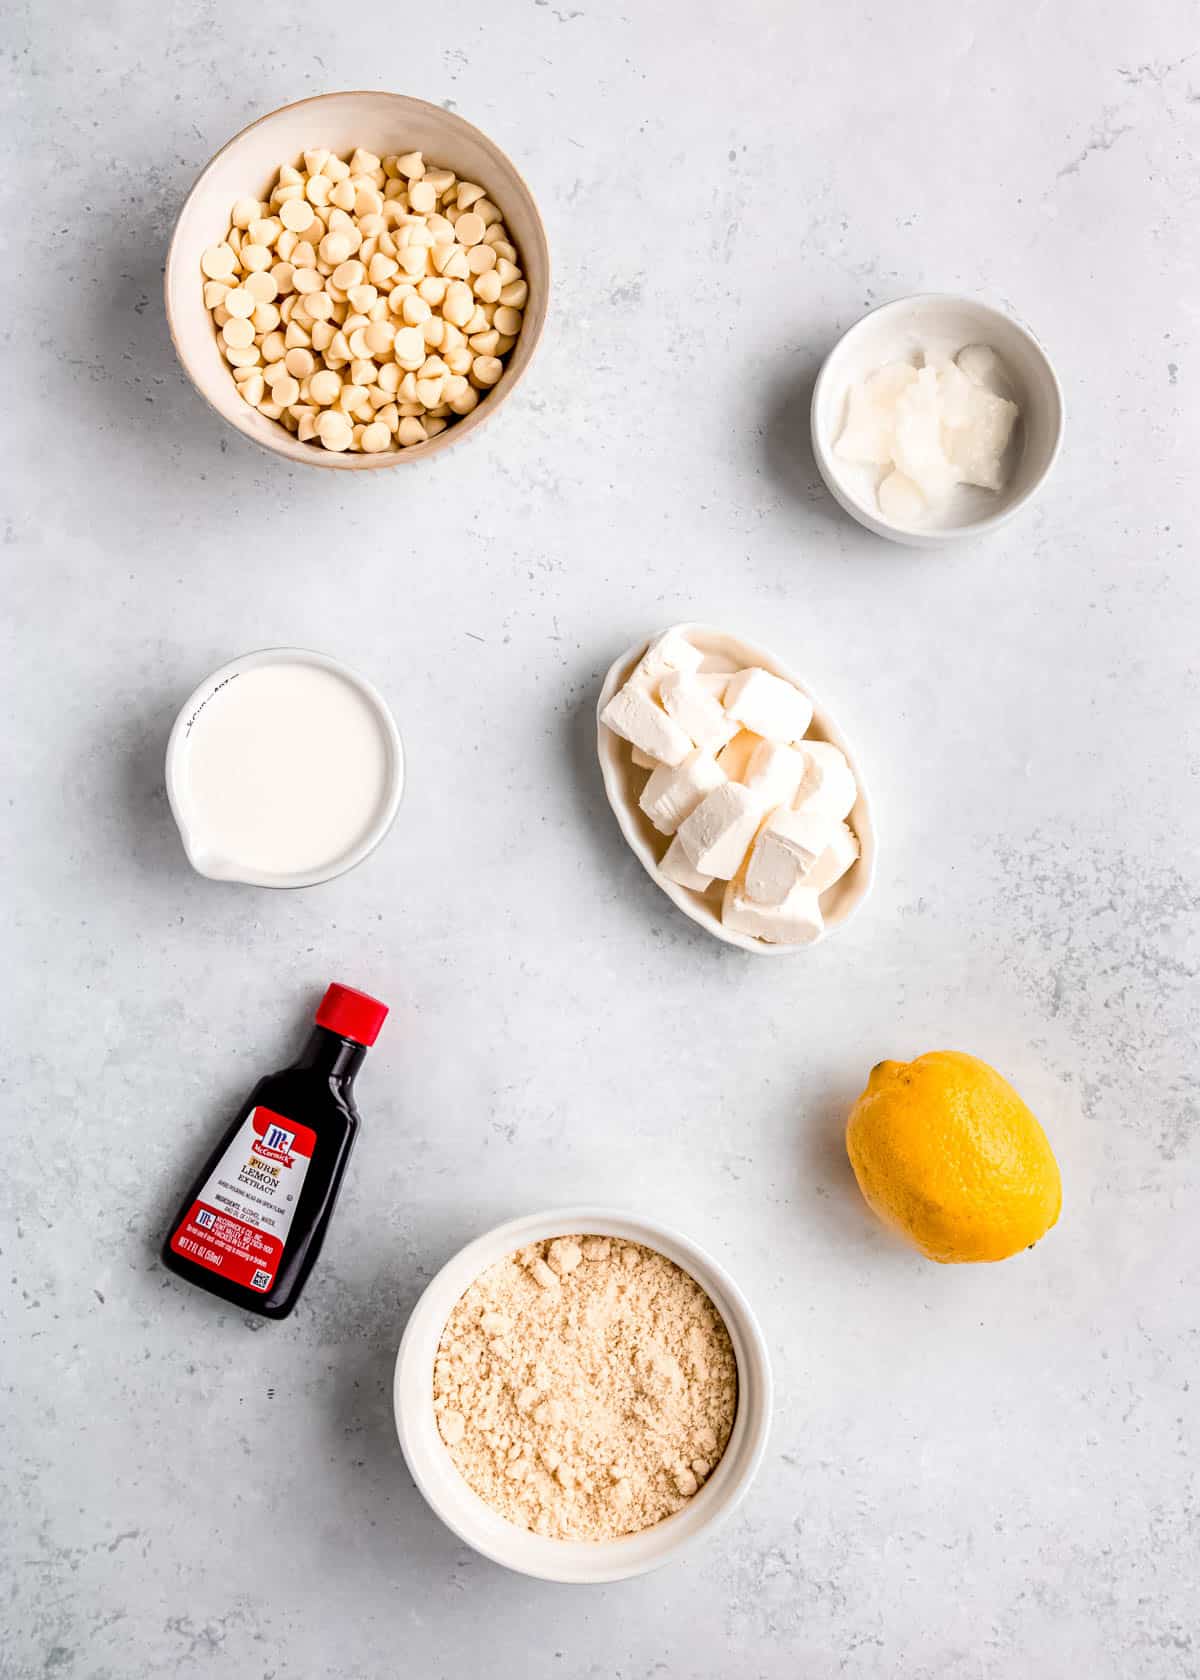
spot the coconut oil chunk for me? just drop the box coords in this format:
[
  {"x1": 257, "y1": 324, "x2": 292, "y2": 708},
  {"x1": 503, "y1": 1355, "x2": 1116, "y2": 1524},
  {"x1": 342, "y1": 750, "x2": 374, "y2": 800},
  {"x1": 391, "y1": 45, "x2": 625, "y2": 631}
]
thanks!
[{"x1": 836, "y1": 346, "x2": 1019, "y2": 522}]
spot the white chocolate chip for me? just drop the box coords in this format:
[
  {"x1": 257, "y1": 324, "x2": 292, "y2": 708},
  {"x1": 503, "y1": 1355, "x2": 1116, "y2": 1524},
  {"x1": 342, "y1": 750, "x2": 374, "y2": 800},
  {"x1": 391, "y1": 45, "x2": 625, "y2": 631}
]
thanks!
[
  {"x1": 316, "y1": 409, "x2": 353, "y2": 451},
  {"x1": 442, "y1": 281, "x2": 474, "y2": 327},
  {"x1": 201, "y1": 243, "x2": 237, "y2": 280},
  {"x1": 472, "y1": 269, "x2": 502, "y2": 304},
  {"x1": 471, "y1": 355, "x2": 503, "y2": 387},
  {"x1": 284, "y1": 347, "x2": 315, "y2": 379},
  {"x1": 331, "y1": 258, "x2": 364, "y2": 290},
  {"x1": 223, "y1": 285, "x2": 255, "y2": 318},
  {"x1": 364, "y1": 320, "x2": 395, "y2": 354},
  {"x1": 244, "y1": 270, "x2": 277, "y2": 303},
  {"x1": 280, "y1": 197, "x2": 315, "y2": 233},
  {"x1": 454, "y1": 211, "x2": 486, "y2": 247},
  {"x1": 220, "y1": 316, "x2": 255, "y2": 349},
  {"x1": 319, "y1": 230, "x2": 352, "y2": 266}
]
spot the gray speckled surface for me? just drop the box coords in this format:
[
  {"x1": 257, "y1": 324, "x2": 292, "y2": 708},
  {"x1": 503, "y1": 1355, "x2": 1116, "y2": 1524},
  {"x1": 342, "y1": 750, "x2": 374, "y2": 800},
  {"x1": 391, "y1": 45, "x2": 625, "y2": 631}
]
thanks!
[{"x1": 3, "y1": 3, "x2": 1199, "y2": 1676}]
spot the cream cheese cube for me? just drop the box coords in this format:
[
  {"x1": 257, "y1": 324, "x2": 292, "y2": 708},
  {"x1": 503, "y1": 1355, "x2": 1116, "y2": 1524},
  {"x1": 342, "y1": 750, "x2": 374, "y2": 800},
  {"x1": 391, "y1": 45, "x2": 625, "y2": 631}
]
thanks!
[
  {"x1": 696, "y1": 672, "x2": 731, "y2": 700},
  {"x1": 803, "y1": 821, "x2": 860, "y2": 894},
  {"x1": 793, "y1": 741, "x2": 858, "y2": 821},
  {"x1": 744, "y1": 807, "x2": 836, "y2": 905},
  {"x1": 716, "y1": 729, "x2": 764, "y2": 783},
  {"x1": 600, "y1": 683, "x2": 692, "y2": 767},
  {"x1": 743, "y1": 739, "x2": 808, "y2": 808},
  {"x1": 631, "y1": 747, "x2": 660, "y2": 770},
  {"x1": 676, "y1": 782, "x2": 765, "y2": 880},
  {"x1": 659, "y1": 834, "x2": 714, "y2": 892},
  {"x1": 639, "y1": 749, "x2": 726, "y2": 836},
  {"x1": 631, "y1": 628, "x2": 703, "y2": 694},
  {"x1": 660, "y1": 669, "x2": 738, "y2": 753},
  {"x1": 722, "y1": 878, "x2": 824, "y2": 945},
  {"x1": 723, "y1": 667, "x2": 814, "y2": 744}
]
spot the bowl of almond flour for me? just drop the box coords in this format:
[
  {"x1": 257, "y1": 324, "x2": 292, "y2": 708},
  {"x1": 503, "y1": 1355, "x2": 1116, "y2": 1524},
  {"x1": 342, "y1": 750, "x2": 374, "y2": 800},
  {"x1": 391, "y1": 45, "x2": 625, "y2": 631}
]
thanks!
[{"x1": 394, "y1": 1209, "x2": 772, "y2": 1583}]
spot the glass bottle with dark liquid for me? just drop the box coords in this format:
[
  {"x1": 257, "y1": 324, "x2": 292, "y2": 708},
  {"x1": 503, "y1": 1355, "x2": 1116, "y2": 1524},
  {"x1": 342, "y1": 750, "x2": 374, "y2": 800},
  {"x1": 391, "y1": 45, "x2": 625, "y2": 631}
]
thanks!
[{"x1": 162, "y1": 983, "x2": 387, "y2": 1319}]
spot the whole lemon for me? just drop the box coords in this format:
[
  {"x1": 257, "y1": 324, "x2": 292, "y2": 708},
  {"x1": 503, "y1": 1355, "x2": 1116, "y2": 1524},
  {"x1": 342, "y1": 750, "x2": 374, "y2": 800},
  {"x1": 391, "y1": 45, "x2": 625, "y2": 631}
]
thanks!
[{"x1": 845, "y1": 1051, "x2": 1062, "y2": 1263}]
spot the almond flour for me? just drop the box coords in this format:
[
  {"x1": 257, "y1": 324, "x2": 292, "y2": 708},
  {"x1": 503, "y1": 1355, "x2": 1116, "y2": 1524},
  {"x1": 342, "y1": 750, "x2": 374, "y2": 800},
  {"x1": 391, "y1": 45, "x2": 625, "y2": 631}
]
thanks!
[{"x1": 433, "y1": 1235, "x2": 737, "y2": 1540}]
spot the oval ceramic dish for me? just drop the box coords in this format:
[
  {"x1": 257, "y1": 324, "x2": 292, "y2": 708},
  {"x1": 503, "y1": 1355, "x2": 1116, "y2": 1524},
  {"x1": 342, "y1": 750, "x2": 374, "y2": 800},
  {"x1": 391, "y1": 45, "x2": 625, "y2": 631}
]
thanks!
[
  {"x1": 596, "y1": 623, "x2": 877, "y2": 954},
  {"x1": 165, "y1": 90, "x2": 550, "y2": 468},
  {"x1": 394, "y1": 1207, "x2": 772, "y2": 1583},
  {"x1": 811, "y1": 293, "x2": 1064, "y2": 547}
]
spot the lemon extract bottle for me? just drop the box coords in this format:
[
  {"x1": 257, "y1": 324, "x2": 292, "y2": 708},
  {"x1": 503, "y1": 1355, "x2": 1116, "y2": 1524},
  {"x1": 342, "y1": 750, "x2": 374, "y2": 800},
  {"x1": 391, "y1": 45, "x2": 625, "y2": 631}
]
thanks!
[{"x1": 162, "y1": 984, "x2": 387, "y2": 1319}]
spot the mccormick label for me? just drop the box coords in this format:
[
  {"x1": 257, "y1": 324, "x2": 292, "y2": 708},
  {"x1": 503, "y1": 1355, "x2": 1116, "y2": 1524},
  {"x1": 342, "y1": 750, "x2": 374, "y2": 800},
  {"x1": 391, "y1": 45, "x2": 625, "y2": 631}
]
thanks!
[{"x1": 168, "y1": 1107, "x2": 316, "y2": 1293}]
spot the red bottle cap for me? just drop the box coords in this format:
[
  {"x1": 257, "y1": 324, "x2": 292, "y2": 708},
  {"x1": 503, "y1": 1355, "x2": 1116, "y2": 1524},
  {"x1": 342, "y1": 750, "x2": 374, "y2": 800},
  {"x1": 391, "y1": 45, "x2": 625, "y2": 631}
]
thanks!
[{"x1": 315, "y1": 983, "x2": 388, "y2": 1047}]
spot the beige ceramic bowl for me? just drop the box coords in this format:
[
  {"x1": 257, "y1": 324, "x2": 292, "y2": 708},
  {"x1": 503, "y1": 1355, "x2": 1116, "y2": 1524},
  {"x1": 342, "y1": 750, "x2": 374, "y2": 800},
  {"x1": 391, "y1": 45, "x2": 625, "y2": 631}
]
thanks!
[
  {"x1": 596, "y1": 623, "x2": 877, "y2": 954},
  {"x1": 165, "y1": 91, "x2": 550, "y2": 468}
]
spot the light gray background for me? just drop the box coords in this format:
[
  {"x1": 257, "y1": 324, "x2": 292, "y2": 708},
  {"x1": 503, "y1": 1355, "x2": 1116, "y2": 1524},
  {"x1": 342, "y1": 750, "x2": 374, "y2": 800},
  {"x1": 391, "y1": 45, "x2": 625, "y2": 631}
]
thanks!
[{"x1": 4, "y1": 2, "x2": 1197, "y2": 1676}]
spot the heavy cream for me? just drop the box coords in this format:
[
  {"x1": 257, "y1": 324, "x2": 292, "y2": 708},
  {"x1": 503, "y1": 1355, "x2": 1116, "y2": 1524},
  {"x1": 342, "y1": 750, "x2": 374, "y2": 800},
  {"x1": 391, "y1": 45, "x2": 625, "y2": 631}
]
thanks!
[{"x1": 170, "y1": 656, "x2": 399, "y2": 884}]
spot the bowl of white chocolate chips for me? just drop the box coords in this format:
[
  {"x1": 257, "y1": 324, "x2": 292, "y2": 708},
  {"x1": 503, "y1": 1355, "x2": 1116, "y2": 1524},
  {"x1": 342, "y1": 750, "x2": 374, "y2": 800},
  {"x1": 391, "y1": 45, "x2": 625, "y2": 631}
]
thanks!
[
  {"x1": 394, "y1": 1208, "x2": 772, "y2": 1583},
  {"x1": 596, "y1": 624, "x2": 877, "y2": 952},
  {"x1": 166, "y1": 91, "x2": 548, "y2": 466}
]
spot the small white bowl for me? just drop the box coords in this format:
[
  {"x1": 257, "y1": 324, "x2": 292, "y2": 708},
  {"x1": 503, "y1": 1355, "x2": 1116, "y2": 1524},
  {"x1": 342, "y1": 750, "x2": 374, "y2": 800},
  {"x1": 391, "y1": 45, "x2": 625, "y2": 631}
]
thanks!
[
  {"x1": 596, "y1": 623, "x2": 877, "y2": 955},
  {"x1": 394, "y1": 1207, "x2": 772, "y2": 1583},
  {"x1": 165, "y1": 90, "x2": 549, "y2": 468},
  {"x1": 811, "y1": 293, "x2": 1064, "y2": 547},
  {"x1": 165, "y1": 646, "x2": 404, "y2": 888}
]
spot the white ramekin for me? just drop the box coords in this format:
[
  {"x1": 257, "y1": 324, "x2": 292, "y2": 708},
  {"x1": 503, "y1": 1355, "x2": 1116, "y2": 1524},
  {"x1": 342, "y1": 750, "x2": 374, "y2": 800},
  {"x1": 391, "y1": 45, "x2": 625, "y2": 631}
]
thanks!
[
  {"x1": 394, "y1": 1208, "x2": 773, "y2": 1583},
  {"x1": 811, "y1": 293, "x2": 1065, "y2": 547},
  {"x1": 165, "y1": 646, "x2": 404, "y2": 888}
]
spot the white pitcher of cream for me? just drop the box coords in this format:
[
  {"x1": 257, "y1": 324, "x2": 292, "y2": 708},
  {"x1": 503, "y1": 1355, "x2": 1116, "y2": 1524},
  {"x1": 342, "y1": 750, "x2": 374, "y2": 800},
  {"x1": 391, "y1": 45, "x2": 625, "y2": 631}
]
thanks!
[{"x1": 166, "y1": 648, "x2": 404, "y2": 888}]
